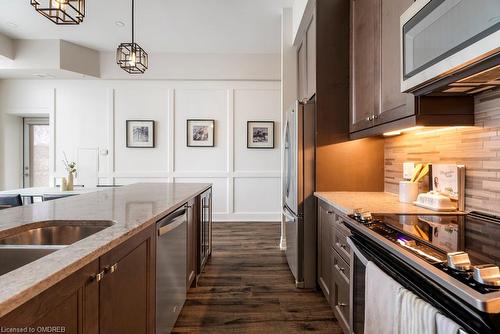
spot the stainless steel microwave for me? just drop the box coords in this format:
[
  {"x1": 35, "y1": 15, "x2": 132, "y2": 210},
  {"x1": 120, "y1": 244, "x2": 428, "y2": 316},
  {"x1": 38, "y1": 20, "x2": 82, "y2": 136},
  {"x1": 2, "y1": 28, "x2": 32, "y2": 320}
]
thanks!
[{"x1": 400, "y1": 0, "x2": 500, "y2": 93}]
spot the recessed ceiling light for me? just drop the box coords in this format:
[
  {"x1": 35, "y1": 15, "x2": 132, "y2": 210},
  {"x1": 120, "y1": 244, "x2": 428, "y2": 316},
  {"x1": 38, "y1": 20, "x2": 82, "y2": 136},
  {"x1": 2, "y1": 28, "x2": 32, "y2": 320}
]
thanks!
[
  {"x1": 5, "y1": 21, "x2": 18, "y2": 28},
  {"x1": 115, "y1": 21, "x2": 125, "y2": 27}
]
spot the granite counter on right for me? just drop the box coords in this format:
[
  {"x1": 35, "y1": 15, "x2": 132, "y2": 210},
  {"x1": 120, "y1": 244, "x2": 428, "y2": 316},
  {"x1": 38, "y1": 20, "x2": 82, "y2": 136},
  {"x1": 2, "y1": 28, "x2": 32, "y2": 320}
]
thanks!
[{"x1": 314, "y1": 191, "x2": 458, "y2": 216}]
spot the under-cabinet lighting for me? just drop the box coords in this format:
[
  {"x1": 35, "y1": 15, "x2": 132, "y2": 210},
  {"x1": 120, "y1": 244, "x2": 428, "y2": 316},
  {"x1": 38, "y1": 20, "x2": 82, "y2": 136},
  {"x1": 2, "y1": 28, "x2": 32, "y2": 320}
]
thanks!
[
  {"x1": 415, "y1": 126, "x2": 470, "y2": 136},
  {"x1": 383, "y1": 126, "x2": 424, "y2": 137}
]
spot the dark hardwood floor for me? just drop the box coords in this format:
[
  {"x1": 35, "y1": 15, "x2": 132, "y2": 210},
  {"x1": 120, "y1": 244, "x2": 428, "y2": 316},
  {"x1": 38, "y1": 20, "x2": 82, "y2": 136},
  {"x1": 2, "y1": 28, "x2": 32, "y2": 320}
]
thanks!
[{"x1": 172, "y1": 222, "x2": 342, "y2": 333}]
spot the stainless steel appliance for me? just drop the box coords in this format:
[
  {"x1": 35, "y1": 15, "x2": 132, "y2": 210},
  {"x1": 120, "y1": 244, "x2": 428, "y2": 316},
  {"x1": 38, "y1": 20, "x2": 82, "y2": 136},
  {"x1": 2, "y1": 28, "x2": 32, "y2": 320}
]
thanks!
[
  {"x1": 156, "y1": 206, "x2": 187, "y2": 334},
  {"x1": 346, "y1": 211, "x2": 500, "y2": 334},
  {"x1": 282, "y1": 99, "x2": 316, "y2": 289},
  {"x1": 400, "y1": 0, "x2": 500, "y2": 95}
]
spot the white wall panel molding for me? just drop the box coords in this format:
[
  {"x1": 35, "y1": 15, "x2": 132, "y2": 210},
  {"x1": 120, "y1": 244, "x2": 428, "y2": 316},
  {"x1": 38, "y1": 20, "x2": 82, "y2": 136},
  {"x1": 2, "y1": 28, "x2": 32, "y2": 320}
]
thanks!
[
  {"x1": 233, "y1": 171, "x2": 280, "y2": 178},
  {"x1": 107, "y1": 88, "x2": 115, "y2": 175},
  {"x1": 0, "y1": 79, "x2": 281, "y2": 221},
  {"x1": 49, "y1": 88, "x2": 56, "y2": 186},
  {"x1": 167, "y1": 89, "x2": 175, "y2": 182}
]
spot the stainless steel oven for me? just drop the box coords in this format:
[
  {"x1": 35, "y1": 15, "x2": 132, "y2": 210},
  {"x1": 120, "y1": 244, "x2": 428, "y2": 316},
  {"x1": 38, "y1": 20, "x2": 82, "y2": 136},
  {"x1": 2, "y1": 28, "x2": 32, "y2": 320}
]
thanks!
[
  {"x1": 346, "y1": 212, "x2": 500, "y2": 334},
  {"x1": 400, "y1": 0, "x2": 500, "y2": 93}
]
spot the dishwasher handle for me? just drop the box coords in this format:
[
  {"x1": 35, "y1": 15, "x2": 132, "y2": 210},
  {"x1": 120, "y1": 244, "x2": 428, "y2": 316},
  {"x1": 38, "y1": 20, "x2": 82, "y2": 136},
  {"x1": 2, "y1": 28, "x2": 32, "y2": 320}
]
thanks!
[{"x1": 157, "y1": 207, "x2": 187, "y2": 236}]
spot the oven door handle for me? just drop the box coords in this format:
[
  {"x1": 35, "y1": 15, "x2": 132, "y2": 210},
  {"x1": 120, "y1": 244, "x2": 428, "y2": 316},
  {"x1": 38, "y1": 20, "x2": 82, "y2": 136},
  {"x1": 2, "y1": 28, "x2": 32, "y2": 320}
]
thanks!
[{"x1": 347, "y1": 237, "x2": 368, "y2": 265}]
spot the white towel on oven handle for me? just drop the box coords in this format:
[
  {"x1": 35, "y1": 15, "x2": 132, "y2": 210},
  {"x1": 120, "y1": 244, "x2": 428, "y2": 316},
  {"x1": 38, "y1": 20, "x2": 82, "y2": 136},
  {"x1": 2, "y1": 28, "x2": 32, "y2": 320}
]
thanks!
[
  {"x1": 364, "y1": 261, "x2": 403, "y2": 334},
  {"x1": 436, "y1": 312, "x2": 463, "y2": 334}
]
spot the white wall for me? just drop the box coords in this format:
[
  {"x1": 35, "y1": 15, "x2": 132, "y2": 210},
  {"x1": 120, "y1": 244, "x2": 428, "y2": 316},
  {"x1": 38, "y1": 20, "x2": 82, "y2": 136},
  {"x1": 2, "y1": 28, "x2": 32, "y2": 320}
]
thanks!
[
  {"x1": 293, "y1": 0, "x2": 310, "y2": 41},
  {"x1": 0, "y1": 79, "x2": 281, "y2": 222}
]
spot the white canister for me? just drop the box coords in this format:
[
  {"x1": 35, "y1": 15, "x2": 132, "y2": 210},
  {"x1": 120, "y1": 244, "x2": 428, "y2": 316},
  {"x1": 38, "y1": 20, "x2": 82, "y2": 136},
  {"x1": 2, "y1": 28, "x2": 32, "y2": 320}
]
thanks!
[{"x1": 399, "y1": 181, "x2": 419, "y2": 203}]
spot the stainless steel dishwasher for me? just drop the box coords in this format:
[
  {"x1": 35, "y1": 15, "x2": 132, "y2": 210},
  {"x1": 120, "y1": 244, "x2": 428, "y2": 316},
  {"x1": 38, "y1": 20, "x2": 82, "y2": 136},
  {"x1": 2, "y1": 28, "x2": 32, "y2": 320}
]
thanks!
[{"x1": 156, "y1": 205, "x2": 187, "y2": 334}]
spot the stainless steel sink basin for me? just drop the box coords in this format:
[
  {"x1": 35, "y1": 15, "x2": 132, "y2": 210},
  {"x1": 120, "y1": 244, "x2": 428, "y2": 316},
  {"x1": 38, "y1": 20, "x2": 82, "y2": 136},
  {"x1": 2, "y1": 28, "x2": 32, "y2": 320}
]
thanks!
[
  {"x1": 0, "y1": 221, "x2": 114, "y2": 276},
  {"x1": 0, "y1": 221, "x2": 114, "y2": 246},
  {"x1": 0, "y1": 246, "x2": 62, "y2": 276}
]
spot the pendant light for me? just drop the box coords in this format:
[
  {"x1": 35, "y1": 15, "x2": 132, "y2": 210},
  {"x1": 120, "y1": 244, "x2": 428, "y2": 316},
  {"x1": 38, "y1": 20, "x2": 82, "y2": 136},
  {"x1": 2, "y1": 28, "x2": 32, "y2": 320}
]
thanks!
[
  {"x1": 31, "y1": 0, "x2": 85, "y2": 25},
  {"x1": 116, "y1": 0, "x2": 148, "y2": 74}
]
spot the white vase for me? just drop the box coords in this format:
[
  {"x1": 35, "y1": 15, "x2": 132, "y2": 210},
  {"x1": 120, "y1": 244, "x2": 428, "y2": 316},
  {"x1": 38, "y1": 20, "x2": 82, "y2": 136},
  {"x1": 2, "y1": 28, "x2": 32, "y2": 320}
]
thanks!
[
  {"x1": 67, "y1": 172, "x2": 74, "y2": 191},
  {"x1": 61, "y1": 177, "x2": 68, "y2": 191}
]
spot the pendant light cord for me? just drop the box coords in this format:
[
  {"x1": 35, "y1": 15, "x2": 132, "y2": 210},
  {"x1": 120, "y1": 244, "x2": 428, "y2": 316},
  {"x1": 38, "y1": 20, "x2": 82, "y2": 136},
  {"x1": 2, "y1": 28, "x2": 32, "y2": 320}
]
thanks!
[{"x1": 131, "y1": 0, "x2": 135, "y2": 44}]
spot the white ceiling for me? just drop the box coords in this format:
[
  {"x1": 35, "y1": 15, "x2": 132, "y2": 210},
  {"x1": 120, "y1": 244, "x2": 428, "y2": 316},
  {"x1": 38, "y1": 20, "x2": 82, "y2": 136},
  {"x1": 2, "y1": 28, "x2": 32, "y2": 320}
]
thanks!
[{"x1": 0, "y1": 0, "x2": 292, "y2": 54}]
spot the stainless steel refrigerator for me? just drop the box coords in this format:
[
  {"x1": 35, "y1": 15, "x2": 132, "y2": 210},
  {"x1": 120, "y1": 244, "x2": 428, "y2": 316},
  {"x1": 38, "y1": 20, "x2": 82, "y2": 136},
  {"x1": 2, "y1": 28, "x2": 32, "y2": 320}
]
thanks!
[{"x1": 282, "y1": 99, "x2": 316, "y2": 289}]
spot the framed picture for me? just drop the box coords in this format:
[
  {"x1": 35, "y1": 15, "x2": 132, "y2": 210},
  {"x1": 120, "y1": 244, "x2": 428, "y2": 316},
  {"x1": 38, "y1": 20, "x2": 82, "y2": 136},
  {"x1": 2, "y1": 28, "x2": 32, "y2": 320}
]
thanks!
[
  {"x1": 247, "y1": 121, "x2": 274, "y2": 149},
  {"x1": 126, "y1": 120, "x2": 155, "y2": 148},
  {"x1": 187, "y1": 119, "x2": 215, "y2": 147}
]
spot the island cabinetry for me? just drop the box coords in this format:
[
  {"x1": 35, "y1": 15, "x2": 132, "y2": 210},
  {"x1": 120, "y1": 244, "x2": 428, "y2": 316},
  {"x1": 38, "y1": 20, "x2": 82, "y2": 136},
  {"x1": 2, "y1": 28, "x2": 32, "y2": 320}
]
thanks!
[
  {"x1": 0, "y1": 225, "x2": 156, "y2": 334},
  {"x1": 99, "y1": 224, "x2": 156, "y2": 334},
  {"x1": 0, "y1": 259, "x2": 100, "y2": 334}
]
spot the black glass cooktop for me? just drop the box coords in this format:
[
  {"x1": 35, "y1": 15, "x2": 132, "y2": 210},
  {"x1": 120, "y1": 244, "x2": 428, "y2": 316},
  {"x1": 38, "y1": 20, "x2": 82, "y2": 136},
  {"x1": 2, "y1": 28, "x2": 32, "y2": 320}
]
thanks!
[{"x1": 351, "y1": 211, "x2": 500, "y2": 294}]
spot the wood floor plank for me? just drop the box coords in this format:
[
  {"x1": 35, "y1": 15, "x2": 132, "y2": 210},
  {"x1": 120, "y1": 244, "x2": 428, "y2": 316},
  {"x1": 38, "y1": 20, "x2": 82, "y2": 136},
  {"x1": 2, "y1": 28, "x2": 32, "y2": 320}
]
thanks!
[{"x1": 172, "y1": 222, "x2": 342, "y2": 333}]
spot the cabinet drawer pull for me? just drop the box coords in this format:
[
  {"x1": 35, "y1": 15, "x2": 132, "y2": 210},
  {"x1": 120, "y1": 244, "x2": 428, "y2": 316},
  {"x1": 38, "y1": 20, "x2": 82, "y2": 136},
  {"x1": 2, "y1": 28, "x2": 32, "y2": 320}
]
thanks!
[
  {"x1": 334, "y1": 264, "x2": 346, "y2": 273},
  {"x1": 338, "y1": 303, "x2": 347, "y2": 307},
  {"x1": 326, "y1": 210, "x2": 334, "y2": 214},
  {"x1": 110, "y1": 263, "x2": 118, "y2": 273},
  {"x1": 91, "y1": 270, "x2": 105, "y2": 282}
]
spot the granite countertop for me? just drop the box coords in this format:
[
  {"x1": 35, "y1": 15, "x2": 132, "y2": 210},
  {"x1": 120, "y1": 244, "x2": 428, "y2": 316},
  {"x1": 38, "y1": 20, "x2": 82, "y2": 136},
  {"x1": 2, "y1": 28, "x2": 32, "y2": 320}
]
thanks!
[
  {"x1": 314, "y1": 191, "x2": 454, "y2": 216},
  {"x1": 0, "y1": 183, "x2": 211, "y2": 318}
]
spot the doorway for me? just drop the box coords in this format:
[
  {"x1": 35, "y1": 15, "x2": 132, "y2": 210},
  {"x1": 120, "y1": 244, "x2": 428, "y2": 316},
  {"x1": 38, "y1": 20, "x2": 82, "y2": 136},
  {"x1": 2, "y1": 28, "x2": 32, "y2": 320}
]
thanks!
[{"x1": 23, "y1": 118, "x2": 50, "y2": 188}]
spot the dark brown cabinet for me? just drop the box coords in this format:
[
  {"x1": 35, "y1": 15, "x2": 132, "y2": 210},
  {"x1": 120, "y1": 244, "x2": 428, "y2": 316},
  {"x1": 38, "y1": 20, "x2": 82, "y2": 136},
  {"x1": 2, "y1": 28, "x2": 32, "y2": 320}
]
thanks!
[
  {"x1": 0, "y1": 260, "x2": 99, "y2": 334},
  {"x1": 350, "y1": 0, "x2": 381, "y2": 133},
  {"x1": 0, "y1": 226, "x2": 156, "y2": 334},
  {"x1": 317, "y1": 199, "x2": 352, "y2": 334},
  {"x1": 378, "y1": 0, "x2": 415, "y2": 126},
  {"x1": 350, "y1": 0, "x2": 416, "y2": 135},
  {"x1": 317, "y1": 200, "x2": 333, "y2": 301},
  {"x1": 0, "y1": 190, "x2": 213, "y2": 333},
  {"x1": 99, "y1": 225, "x2": 156, "y2": 334}
]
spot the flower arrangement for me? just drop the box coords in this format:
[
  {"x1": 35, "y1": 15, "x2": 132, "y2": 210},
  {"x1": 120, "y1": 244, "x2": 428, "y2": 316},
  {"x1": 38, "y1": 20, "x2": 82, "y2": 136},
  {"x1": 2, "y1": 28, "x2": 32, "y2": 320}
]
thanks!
[{"x1": 62, "y1": 152, "x2": 77, "y2": 174}]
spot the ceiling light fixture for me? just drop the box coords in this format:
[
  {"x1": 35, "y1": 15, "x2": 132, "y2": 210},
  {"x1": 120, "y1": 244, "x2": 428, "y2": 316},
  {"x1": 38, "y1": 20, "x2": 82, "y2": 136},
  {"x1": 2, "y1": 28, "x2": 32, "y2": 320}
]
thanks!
[
  {"x1": 116, "y1": 0, "x2": 148, "y2": 74},
  {"x1": 31, "y1": 0, "x2": 85, "y2": 25}
]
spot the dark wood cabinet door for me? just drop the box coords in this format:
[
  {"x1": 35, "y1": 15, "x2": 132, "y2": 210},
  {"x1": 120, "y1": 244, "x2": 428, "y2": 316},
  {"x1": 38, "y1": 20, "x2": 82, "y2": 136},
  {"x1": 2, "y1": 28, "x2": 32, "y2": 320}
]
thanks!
[
  {"x1": 350, "y1": 0, "x2": 381, "y2": 133},
  {"x1": 317, "y1": 201, "x2": 333, "y2": 302},
  {"x1": 297, "y1": 40, "x2": 307, "y2": 101},
  {"x1": 306, "y1": 14, "x2": 316, "y2": 99},
  {"x1": 99, "y1": 225, "x2": 156, "y2": 334},
  {"x1": 0, "y1": 260, "x2": 99, "y2": 334},
  {"x1": 378, "y1": 0, "x2": 414, "y2": 125},
  {"x1": 186, "y1": 198, "x2": 197, "y2": 288}
]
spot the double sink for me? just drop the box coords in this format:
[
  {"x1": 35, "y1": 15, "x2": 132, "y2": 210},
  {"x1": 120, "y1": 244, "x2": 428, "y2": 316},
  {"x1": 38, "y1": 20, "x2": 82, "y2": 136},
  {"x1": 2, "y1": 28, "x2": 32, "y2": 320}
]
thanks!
[{"x1": 0, "y1": 221, "x2": 114, "y2": 276}]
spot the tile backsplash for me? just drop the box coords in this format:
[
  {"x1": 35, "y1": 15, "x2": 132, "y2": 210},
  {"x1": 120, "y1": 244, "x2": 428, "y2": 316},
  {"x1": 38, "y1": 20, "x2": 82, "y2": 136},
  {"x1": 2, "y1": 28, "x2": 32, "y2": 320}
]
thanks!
[{"x1": 385, "y1": 89, "x2": 500, "y2": 215}]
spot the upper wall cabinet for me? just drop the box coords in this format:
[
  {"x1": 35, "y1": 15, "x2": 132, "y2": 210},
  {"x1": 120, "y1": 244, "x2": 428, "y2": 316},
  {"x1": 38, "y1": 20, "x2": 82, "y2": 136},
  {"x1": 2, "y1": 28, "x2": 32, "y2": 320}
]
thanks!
[
  {"x1": 349, "y1": 0, "x2": 475, "y2": 139},
  {"x1": 295, "y1": 0, "x2": 350, "y2": 144},
  {"x1": 378, "y1": 0, "x2": 415, "y2": 126},
  {"x1": 297, "y1": 14, "x2": 316, "y2": 102},
  {"x1": 350, "y1": 0, "x2": 415, "y2": 135},
  {"x1": 350, "y1": 0, "x2": 382, "y2": 133}
]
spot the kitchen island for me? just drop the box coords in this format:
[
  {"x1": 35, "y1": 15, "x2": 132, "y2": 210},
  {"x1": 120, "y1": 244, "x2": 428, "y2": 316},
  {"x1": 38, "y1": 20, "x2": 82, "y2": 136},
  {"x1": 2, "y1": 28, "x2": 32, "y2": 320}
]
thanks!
[{"x1": 0, "y1": 183, "x2": 212, "y2": 333}]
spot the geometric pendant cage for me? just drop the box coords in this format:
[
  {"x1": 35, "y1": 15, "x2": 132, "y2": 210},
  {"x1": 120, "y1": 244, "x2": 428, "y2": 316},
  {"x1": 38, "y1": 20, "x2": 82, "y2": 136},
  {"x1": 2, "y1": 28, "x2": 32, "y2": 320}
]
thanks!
[
  {"x1": 31, "y1": 0, "x2": 85, "y2": 25},
  {"x1": 116, "y1": 0, "x2": 148, "y2": 74},
  {"x1": 116, "y1": 42, "x2": 149, "y2": 74}
]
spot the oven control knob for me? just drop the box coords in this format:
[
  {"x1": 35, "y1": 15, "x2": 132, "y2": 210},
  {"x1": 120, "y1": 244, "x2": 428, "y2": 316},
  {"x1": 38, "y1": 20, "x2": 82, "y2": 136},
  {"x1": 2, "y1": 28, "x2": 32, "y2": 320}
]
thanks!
[
  {"x1": 447, "y1": 251, "x2": 472, "y2": 271},
  {"x1": 473, "y1": 264, "x2": 500, "y2": 286}
]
